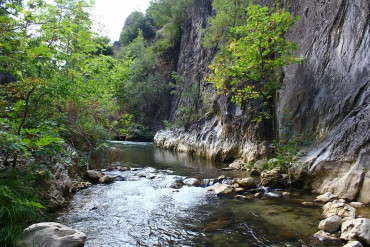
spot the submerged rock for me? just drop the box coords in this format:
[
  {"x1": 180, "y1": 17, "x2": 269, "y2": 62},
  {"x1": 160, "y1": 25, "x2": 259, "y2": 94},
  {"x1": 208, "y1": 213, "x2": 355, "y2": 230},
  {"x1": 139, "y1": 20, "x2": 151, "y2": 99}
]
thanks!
[
  {"x1": 209, "y1": 183, "x2": 233, "y2": 195},
  {"x1": 313, "y1": 230, "x2": 342, "y2": 245},
  {"x1": 340, "y1": 218, "x2": 370, "y2": 245},
  {"x1": 16, "y1": 222, "x2": 86, "y2": 247}
]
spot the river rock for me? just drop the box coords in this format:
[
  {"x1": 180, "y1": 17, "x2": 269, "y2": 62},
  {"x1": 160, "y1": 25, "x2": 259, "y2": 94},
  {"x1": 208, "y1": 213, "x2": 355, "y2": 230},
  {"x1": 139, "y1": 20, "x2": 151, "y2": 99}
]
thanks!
[
  {"x1": 168, "y1": 179, "x2": 183, "y2": 189},
  {"x1": 282, "y1": 192, "x2": 291, "y2": 196},
  {"x1": 119, "y1": 166, "x2": 131, "y2": 171},
  {"x1": 343, "y1": 241, "x2": 364, "y2": 247},
  {"x1": 99, "y1": 175, "x2": 115, "y2": 184},
  {"x1": 315, "y1": 192, "x2": 338, "y2": 203},
  {"x1": 250, "y1": 169, "x2": 261, "y2": 176},
  {"x1": 234, "y1": 187, "x2": 246, "y2": 193},
  {"x1": 323, "y1": 200, "x2": 356, "y2": 218},
  {"x1": 350, "y1": 202, "x2": 365, "y2": 208},
  {"x1": 183, "y1": 178, "x2": 201, "y2": 186},
  {"x1": 146, "y1": 173, "x2": 156, "y2": 179},
  {"x1": 228, "y1": 159, "x2": 244, "y2": 170},
  {"x1": 234, "y1": 178, "x2": 256, "y2": 188},
  {"x1": 318, "y1": 216, "x2": 343, "y2": 233},
  {"x1": 302, "y1": 202, "x2": 323, "y2": 207},
  {"x1": 313, "y1": 230, "x2": 342, "y2": 245},
  {"x1": 340, "y1": 218, "x2": 370, "y2": 245},
  {"x1": 260, "y1": 168, "x2": 281, "y2": 188},
  {"x1": 254, "y1": 159, "x2": 267, "y2": 171},
  {"x1": 209, "y1": 183, "x2": 233, "y2": 195},
  {"x1": 85, "y1": 170, "x2": 103, "y2": 182},
  {"x1": 16, "y1": 222, "x2": 86, "y2": 247}
]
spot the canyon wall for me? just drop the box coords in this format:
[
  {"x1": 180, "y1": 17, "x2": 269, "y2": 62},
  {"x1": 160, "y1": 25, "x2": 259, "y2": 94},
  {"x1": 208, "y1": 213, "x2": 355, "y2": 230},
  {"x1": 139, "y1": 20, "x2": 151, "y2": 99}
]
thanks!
[{"x1": 154, "y1": 0, "x2": 370, "y2": 202}]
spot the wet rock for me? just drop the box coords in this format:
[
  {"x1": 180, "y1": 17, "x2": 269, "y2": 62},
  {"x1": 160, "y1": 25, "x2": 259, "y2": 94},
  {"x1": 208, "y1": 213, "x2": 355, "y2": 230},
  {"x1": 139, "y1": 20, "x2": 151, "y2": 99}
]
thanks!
[
  {"x1": 302, "y1": 202, "x2": 323, "y2": 207},
  {"x1": 99, "y1": 175, "x2": 115, "y2": 184},
  {"x1": 217, "y1": 175, "x2": 226, "y2": 180},
  {"x1": 146, "y1": 173, "x2": 156, "y2": 179},
  {"x1": 85, "y1": 170, "x2": 103, "y2": 183},
  {"x1": 168, "y1": 180, "x2": 183, "y2": 189},
  {"x1": 235, "y1": 195, "x2": 252, "y2": 200},
  {"x1": 323, "y1": 200, "x2": 356, "y2": 218},
  {"x1": 254, "y1": 192, "x2": 262, "y2": 197},
  {"x1": 343, "y1": 241, "x2": 364, "y2": 247},
  {"x1": 114, "y1": 175, "x2": 125, "y2": 181},
  {"x1": 250, "y1": 169, "x2": 261, "y2": 176},
  {"x1": 228, "y1": 159, "x2": 244, "y2": 170},
  {"x1": 279, "y1": 231, "x2": 296, "y2": 241},
  {"x1": 205, "y1": 217, "x2": 231, "y2": 232},
  {"x1": 16, "y1": 222, "x2": 86, "y2": 247},
  {"x1": 201, "y1": 178, "x2": 214, "y2": 187},
  {"x1": 119, "y1": 166, "x2": 131, "y2": 171},
  {"x1": 74, "y1": 181, "x2": 92, "y2": 191},
  {"x1": 260, "y1": 168, "x2": 281, "y2": 188},
  {"x1": 313, "y1": 230, "x2": 342, "y2": 245},
  {"x1": 254, "y1": 159, "x2": 267, "y2": 171},
  {"x1": 282, "y1": 192, "x2": 291, "y2": 196},
  {"x1": 350, "y1": 202, "x2": 365, "y2": 208},
  {"x1": 209, "y1": 183, "x2": 233, "y2": 195},
  {"x1": 318, "y1": 216, "x2": 343, "y2": 233},
  {"x1": 234, "y1": 187, "x2": 246, "y2": 193},
  {"x1": 221, "y1": 167, "x2": 233, "y2": 171},
  {"x1": 232, "y1": 183, "x2": 240, "y2": 188},
  {"x1": 183, "y1": 178, "x2": 201, "y2": 187},
  {"x1": 340, "y1": 218, "x2": 370, "y2": 245},
  {"x1": 233, "y1": 178, "x2": 256, "y2": 189}
]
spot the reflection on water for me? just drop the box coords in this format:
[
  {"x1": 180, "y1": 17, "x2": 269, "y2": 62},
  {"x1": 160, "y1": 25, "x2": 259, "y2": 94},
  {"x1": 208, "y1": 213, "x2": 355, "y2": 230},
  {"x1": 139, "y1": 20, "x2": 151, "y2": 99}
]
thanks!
[{"x1": 57, "y1": 142, "x2": 330, "y2": 247}]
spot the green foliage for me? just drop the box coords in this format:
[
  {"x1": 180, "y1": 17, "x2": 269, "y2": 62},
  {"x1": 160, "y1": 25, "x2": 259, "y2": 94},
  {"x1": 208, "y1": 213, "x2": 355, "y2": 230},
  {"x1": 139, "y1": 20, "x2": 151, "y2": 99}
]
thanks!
[
  {"x1": 163, "y1": 120, "x2": 174, "y2": 130},
  {"x1": 119, "y1": 11, "x2": 155, "y2": 45},
  {"x1": 0, "y1": 172, "x2": 45, "y2": 246},
  {"x1": 206, "y1": 3, "x2": 303, "y2": 120}
]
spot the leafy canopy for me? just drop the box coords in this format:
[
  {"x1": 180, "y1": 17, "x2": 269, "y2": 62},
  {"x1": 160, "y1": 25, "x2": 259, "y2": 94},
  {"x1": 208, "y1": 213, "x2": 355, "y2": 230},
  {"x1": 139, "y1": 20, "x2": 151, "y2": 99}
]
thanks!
[{"x1": 206, "y1": 3, "x2": 303, "y2": 119}]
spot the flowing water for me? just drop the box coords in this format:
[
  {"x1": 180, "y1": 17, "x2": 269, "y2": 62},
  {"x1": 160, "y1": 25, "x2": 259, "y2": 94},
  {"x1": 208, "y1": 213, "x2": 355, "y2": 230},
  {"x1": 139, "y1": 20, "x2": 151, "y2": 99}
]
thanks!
[{"x1": 57, "y1": 142, "x2": 330, "y2": 247}]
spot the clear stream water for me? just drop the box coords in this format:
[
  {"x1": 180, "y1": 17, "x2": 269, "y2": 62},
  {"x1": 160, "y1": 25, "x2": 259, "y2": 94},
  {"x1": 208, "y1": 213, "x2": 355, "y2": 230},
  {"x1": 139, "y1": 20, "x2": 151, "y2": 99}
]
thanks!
[{"x1": 56, "y1": 142, "x2": 333, "y2": 247}]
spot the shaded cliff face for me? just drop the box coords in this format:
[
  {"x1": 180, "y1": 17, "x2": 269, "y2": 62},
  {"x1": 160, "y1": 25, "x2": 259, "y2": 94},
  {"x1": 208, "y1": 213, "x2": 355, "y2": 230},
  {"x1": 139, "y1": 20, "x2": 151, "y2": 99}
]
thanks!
[
  {"x1": 279, "y1": 0, "x2": 370, "y2": 202},
  {"x1": 155, "y1": 0, "x2": 370, "y2": 202}
]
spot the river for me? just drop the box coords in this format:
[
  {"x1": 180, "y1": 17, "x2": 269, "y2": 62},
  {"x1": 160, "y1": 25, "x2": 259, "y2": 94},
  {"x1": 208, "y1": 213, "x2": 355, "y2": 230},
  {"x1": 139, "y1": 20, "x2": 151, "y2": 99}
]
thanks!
[{"x1": 56, "y1": 142, "x2": 328, "y2": 247}]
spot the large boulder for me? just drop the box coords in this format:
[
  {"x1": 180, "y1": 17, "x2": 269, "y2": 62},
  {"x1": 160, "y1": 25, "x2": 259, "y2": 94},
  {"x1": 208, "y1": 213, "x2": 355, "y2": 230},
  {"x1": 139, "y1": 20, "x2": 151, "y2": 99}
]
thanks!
[
  {"x1": 323, "y1": 200, "x2": 356, "y2": 218},
  {"x1": 99, "y1": 175, "x2": 115, "y2": 184},
  {"x1": 260, "y1": 168, "x2": 281, "y2": 188},
  {"x1": 84, "y1": 170, "x2": 103, "y2": 183},
  {"x1": 318, "y1": 216, "x2": 342, "y2": 233},
  {"x1": 209, "y1": 183, "x2": 233, "y2": 195},
  {"x1": 340, "y1": 218, "x2": 370, "y2": 245},
  {"x1": 16, "y1": 222, "x2": 86, "y2": 247}
]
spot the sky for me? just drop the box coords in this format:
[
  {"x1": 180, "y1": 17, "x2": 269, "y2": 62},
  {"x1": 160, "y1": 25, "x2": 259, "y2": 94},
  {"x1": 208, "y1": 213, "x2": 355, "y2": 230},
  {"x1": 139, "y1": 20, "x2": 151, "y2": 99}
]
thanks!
[{"x1": 90, "y1": 0, "x2": 152, "y2": 43}]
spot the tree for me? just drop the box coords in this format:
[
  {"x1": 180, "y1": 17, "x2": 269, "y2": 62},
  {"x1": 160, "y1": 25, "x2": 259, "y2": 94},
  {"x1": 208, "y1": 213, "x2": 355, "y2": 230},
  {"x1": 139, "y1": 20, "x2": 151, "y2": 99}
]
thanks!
[
  {"x1": 206, "y1": 3, "x2": 302, "y2": 121},
  {"x1": 119, "y1": 11, "x2": 155, "y2": 45}
]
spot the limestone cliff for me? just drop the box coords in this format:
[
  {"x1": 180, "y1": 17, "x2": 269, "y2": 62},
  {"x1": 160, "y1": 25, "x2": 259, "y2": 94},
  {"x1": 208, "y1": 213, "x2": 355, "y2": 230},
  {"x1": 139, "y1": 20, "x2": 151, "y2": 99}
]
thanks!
[{"x1": 154, "y1": 0, "x2": 370, "y2": 203}]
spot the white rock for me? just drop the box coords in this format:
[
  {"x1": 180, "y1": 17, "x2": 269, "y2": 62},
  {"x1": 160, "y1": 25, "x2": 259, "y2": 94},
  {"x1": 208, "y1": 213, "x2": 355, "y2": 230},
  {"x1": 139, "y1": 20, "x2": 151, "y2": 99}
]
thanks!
[
  {"x1": 318, "y1": 216, "x2": 342, "y2": 233},
  {"x1": 16, "y1": 222, "x2": 86, "y2": 247},
  {"x1": 209, "y1": 183, "x2": 233, "y2": 195},
  {"x1": 323, "y1": 200, "x2": 356, "y2": 218},
  {"x1": 340, "y1": 218, "x2": 370, "y2": 245},
  {"x1": 183, "y1": 178, "x2": 201, "y2": 186},
  {"x1": 234, "y1": 178, "x2": 256, "y2": 188},
  {"x1": 315, "y1": 192, "x2": 337, "y2": 203},
  {"x1": 343, "y1": 241, "x2": 363, "y2": 247},
  {"x1": 313, "y1": 230, "x2": 342, "y2": 244},
  {"x1": 350, "y1": 202, "x2": 365, "y2": 208},
  {"x1": 99, "y1": 175, "x2": 115, "y2": 184}
]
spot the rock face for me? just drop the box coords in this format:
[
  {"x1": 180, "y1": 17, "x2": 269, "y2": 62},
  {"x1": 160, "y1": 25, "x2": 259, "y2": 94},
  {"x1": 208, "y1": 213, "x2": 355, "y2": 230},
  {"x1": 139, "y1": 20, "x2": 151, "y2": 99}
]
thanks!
[
  {"x1": 341, "y1": 218, "x2": 370, "y2": 245},
  {"x1": 16, "y1": 222, "x2": 86, "y2": 247},
  {"x1": 154, "y1": 0, "x2": 370, "y2": 202}
]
